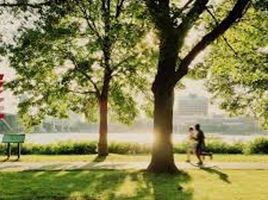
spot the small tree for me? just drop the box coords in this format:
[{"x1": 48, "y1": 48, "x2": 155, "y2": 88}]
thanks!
[{"x1": 2, "y1": 0, "x2": 154, "y2": 156}]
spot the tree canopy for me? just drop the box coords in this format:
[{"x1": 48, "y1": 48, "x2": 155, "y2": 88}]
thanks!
[
  {"x1": 192, "y1": 3, "x2": 268, "y2": 129},
  {"x1": 2, "y1": 1, "x2": 155, "y2": 130}
]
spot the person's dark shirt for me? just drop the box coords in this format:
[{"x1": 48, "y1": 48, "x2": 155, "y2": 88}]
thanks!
[{"x1": 196, "y1": 129, "x2": 205, "y2": 144}]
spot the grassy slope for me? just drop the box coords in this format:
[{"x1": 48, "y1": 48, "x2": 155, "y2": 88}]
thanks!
[
  {"x1": 0, "y1": 169, "x2": 267, "y2": 200},
  {"x1": 1, "y1": 154, "x2": 268, "y2": 163}
]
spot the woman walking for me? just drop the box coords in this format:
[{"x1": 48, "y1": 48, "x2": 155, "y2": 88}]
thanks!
[{"x1": 185, "y1": 127, "x2": 197, "y2": 162}]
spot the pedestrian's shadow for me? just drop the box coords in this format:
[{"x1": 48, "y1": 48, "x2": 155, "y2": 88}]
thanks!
[{"x1": 200, "y1": 166, "x2": 231, "y2": 184}]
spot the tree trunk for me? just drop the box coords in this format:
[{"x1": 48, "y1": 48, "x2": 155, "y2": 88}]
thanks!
[
  {"x1": 147, "y1": 87, "x2": 178, "y2": 173},
  {"x1": 98, "y1": 97, "x2": 108, "y2": 156},
  {"x1": 147, "y1": 32, "x2": 180, "y2": 173},
  {"x1": 98, "y1": 0, "x2": 111, "y2": 157}
]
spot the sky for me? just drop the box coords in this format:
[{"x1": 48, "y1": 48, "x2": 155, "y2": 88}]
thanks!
[{"x1": 0, "y1": 10, "x2": 22, "y2": 114}]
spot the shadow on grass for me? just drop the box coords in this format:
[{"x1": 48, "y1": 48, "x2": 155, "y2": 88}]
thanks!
[
  {"x1": 0, "y1": 156, "x2": 21, "y2": 163},
  {"x1": 93, "y1": 155, "x2": 107, "y2": 162},
  {"x1": 140, "y1": 170, "x2": 193, "y2": 200},
  {"x1": 0, "y1": 157, "x2": 9, "y2": 162},
  {"x1": 200, "y1": 167, "x2": 231, "y2": 184},
  {"x1": 0, "y1": 169, "x2": 193, "y2": 200}
]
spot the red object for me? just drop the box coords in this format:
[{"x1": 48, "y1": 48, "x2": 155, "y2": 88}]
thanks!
[{"x1": 0, "y1": 74, "x2": 3, "y2": 120}]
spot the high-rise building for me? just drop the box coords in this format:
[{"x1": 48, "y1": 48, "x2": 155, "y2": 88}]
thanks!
[{"x1": 176, "y1": 94, "x2": 208, "y2": 116}]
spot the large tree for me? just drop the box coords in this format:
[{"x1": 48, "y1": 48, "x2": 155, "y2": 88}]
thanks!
[
  {"x1": 144, "y1": 0, "x2": 250, "y2": 173},
  {"x1": 1, "y1": 0, "x2": 153, "y2": 156}
]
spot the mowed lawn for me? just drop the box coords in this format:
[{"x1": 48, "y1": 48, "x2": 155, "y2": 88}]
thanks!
[
  {"x1": 0, "y1": 169, "x2": 268, "y2": 200},
  {"x1": 1, "y1": 154, "x2": 268, "y2": 163}
]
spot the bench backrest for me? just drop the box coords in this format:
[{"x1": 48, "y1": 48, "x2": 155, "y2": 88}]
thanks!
[{"x1": 2, "y1": 134, "x2": 26, "y2": 143}]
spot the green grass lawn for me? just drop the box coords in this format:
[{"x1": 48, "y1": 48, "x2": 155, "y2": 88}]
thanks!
[
  {"x1": 0, "y1": 169, "x2": 267, "y2": 200},
  {"x1": 1, "y1": 154, "x2": 268, "y2": 163}
]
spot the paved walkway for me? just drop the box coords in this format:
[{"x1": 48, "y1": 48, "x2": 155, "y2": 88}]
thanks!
[{"x1": 1, "y1": 161, "x2": 268, "y2": 171}]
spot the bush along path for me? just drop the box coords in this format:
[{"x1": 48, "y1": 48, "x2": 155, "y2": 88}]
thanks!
[{"x1": 1, "y1": 137, "x2": 268, "y2": 155}]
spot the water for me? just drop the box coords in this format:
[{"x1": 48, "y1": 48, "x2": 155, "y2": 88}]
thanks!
[{"x1": 0, "y1": 132, "x2": 267, "y2": 144}]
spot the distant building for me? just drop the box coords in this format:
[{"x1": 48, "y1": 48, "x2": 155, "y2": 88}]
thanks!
[{"x1": 176, "y1": 94, "x2": 208, "y2": 116}]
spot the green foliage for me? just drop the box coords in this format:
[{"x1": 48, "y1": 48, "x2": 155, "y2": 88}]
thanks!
[
  {"x1": 173, "y1": 140, "x2": 244, "y2": 154},
  {"x1": 109, "y1": 84, "x2": 138, "y2": 125},
  {"x1": 253, "y1": 0, "x2": 268, "y2": 11},
  {"x1": 205, "y1": 140, "x2": 244, "y2": 154},
  {"x1": 109, "y1": 142, "x2": 151, "y2": 154},
  {"x1": 0, "y1": 141, "x2": 97, "y2": 155},
  {"x1": 2, "y1": 138, "x2": 268, "y2": 155},
  {"x1": 200, "y1": 6, "x2": 268, "y2": 129},
  {"x1": 244, "y1": 137, "x2": 268, "y2": 154},
  {"x1": 3, "y1": 1, "x2": 155, "y2": 130},
  {"x1": 187, "y1": 63, "x2": 208, "y2": 80},
  {"x1": 173, "y1": 142, "x2": 188, "y2": 153}
]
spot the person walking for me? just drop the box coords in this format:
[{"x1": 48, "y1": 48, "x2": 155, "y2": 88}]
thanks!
[
  {"x1": 185, "y1": 127, "x2": 197, "y2": 162},
  {"x1": 195, "y1": 124, "x2": 212, "y2": 166}
]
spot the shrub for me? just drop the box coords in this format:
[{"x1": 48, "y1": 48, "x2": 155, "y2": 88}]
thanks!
[
  {"x1": 0, "y1": 137, "x2": 267, "y2": 155},
  {"x1": 21, "y1": 141, "x2": 97, "y2": 155},
  {"x1": 206, "y1": 140, "x2": 243, "y2": 154},
  {"x1": 109, "y1": 142, "x2": 151, "y2": 154},
  {"x1": 226, "y1": 142, "x2": 244, "y2": 154},
  {"x1": 174, "y1": 139, "x2": 244, "y2": 154},
  {"x1": 244, "y1": 137, "x2": 268, "y2": 154},
  {"x1": 0, "y1": 143, "x2": 6, "y2": 154},
  {"x1": 174, "y1": 142, "x2": 187, "y2": 153}
]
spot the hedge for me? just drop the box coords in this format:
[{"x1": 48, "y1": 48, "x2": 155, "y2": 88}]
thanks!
[
  {"x1": 243, "y1": 137, "x2": 268, "y2": 154},
  {"x1": 0, "y1": 137, "x2": 267, "y2": 155}
]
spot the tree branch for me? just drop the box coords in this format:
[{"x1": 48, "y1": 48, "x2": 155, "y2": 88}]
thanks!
[
  {"x1": 178, "y1": 0, "x2": 209, "y2": 30},
  {"x1": 112, "y1": 53, "x2": 138, "y2": 70},
  {"x1": 101, "y1": 0, "x2": 112, "y2": 72},
  {"x1": 181, "y1": 0, "x2": 195, "y2": 11},
  {"x1": 0, "y1": 0, "x2": 56, "y2": 8},
  {"x1": 175, "y1": 0, "x2": 251, "y2": 81},
  {"x1": 171, "y1": 0, "x2": 198, "y2": 20},
  {"x1": 145, "y1": 0, "x2": 173, "y2": 33},
  {"x1": 175, "y1": 0, "x2": 209, "y2": 49},
  {"x1": 111, "y1": 54, "x2": 138, "y2": 77},
  {"x1": 115, "y1": 0, "x2": 126, "y2": 18},
  {"x1": 67, "y1": 88, "x2": 96, "y2": 95},
  {"x1": 67, "y1": 53, "x2": 101, "y2": 98},
  {"x1": 206, "y1": 6, "x2": 243, "y2": 61},
  {"x1": 74, "y1": 0, "x2": 102, "y2": 41}
]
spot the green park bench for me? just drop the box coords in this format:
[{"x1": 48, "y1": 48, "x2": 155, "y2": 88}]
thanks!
[{"x1": 2, "y1": 134, "x2": 25, "y2": 159}]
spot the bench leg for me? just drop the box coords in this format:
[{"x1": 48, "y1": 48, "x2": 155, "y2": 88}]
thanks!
[
  {"x1": 7, "y1": 143, "x2": 11, "y2": 159},
  {"x1": 17, "y1": 143, "x2": 21, "y2": 160}
]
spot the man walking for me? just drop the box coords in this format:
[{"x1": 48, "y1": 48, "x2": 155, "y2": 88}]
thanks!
[{"x1": 195, "y1": 124, "x2": 212, "y2": 166}]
